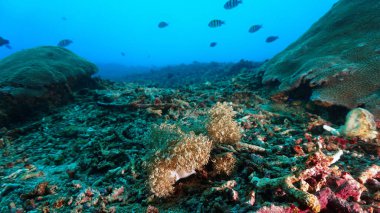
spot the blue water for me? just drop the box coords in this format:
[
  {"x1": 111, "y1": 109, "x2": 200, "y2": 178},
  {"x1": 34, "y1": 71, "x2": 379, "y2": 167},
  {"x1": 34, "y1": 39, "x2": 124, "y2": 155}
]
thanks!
[{"x1": 0, "y1": 0, "x2": 337, "y2": 67}]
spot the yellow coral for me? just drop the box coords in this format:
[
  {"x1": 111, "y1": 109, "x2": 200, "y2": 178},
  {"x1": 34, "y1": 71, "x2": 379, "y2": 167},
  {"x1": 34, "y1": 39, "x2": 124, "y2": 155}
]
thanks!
[
  {"x1": 148, "y1": 130, "x2": 212, "y2": 197},
  {"x1": 339, "y1": 108, "x2": 378, "y2": 140},
  {"x1": 211, "y1": 152, "x2": 236, "y2": 176},
  {"x1": 207, "y1": 102, "x2": 241, "y2": 145}
]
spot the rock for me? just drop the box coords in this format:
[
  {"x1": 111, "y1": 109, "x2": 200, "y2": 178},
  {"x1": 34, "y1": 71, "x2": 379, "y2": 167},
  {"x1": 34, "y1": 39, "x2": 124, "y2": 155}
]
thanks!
[
  {"x1": 260, "y1": 0, "x2": 380, "y2": 118},
  {"x1": 0, "y1": 46, "x2": 97, "y2": 126}
]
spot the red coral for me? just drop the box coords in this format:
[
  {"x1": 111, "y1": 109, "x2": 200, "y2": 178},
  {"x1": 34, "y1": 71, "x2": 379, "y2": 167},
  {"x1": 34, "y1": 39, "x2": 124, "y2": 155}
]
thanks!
[
  {"x1": 335, "y1": 180, "x2": 363, "y2": 201},
  {"x1": 293, "y1": 145, "x2": 305, "y2": 156},
  {"x1": 154, "y1": 97, "x2": 162, "y2": 105}
]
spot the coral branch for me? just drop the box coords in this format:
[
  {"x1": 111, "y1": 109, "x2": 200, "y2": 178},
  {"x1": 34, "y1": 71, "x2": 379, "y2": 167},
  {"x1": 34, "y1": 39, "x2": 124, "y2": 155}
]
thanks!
[
  {"x1": 250, "y1": 149, "x2": 343, "y2": 212},
  {"x1": 236, "y1": 142, "x2": 266, "y2": 153},
  {"x1": 357, "y1": 164, "x2": 380, "y2": 184},
  {"x1": 97, "y1": 101, "x2": 176, "y2": 110}
]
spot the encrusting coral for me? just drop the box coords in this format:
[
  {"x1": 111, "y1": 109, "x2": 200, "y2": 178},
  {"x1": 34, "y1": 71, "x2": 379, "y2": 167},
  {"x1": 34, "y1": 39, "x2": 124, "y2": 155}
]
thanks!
[
  {"x1": 147, "y1": 124, "x2": 212, "y2": 197},
  {"x1": 323, "y1": 108, "x2": 378, "y2": 140}
]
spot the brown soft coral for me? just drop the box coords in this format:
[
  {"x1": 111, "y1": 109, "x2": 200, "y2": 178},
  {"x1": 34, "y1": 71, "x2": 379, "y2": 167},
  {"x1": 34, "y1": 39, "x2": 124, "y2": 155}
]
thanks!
[
  {"x1": 207, "y1": 102, "x2": 241, "y2": 145},
  {"x1": 211, "y1": 152, "x2": 236, "y2": 176},
  {"x1": 148, "y1": 126, "x2": 212, "y2": 198}
]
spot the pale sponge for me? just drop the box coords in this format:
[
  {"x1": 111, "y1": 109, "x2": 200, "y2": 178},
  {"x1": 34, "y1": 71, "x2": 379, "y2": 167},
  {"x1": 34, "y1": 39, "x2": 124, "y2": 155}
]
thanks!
[
  {"x1": 207, "y1": 102, "x2": 242, "y2": 145},
  {"x1": 323, "y1": 108, "x2": 378, "y2": 140},
  {"x1": 148, "y1": 124, "x2": 212, "y2": 197}
]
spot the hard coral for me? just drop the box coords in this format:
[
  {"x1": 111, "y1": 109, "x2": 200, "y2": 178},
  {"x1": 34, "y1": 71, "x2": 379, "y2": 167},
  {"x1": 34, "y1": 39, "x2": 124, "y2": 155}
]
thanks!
[
  {"x1": 0, "y1": 46, "x2": 97, "y2": 126},
  {"x1": 207, "y1": 102, "x2": 241, "y2": 145},
  {"x1": 148, "y1": 126, "x2": 212, "y2": 198},
  {"x1": 260, "y1": 0, "x2": 380, "y2": 118}
]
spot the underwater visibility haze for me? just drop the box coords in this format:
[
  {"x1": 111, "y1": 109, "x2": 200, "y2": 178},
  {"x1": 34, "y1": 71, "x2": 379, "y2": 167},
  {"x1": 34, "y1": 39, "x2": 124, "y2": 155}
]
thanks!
[
  {"x1": 0, "y1": 0, "x2": 379, "y2": 212},
  {"x1": 0, "y1": 0, "x2": 337, "y2": 67}
]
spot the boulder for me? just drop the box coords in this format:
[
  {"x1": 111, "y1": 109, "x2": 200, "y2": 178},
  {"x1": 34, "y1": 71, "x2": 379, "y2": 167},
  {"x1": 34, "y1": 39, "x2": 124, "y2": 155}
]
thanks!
[
  {"x1": 261, "y1": 0, "x2": 380, "y2": 118},
  {"x1": 0, "y1": 46, "x2": 97, "y2": 126}
]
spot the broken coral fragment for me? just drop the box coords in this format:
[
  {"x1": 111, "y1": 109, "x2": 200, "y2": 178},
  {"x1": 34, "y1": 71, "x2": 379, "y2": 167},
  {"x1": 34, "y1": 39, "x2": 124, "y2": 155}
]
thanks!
[
  {"x1": 323, "y1": 108, "x2": 378, "y2": 140},
  {"x1": 357, "y1": 164, "x2": 380, "y2": 184}
]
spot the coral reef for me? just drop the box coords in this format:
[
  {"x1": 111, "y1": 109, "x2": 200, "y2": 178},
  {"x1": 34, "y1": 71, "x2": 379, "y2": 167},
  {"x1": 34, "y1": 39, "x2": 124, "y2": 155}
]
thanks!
[
  {"x1": 0, "y1": 46, "x2": 97, "y2": 126},
  {"x1": 324, "y1": 107, "x2": 378, "y2": 140},
  {"x1": 260, "y1": 0, "x2": 380, "y2": 118},
  {"x1": 0, "y1": 62, "x2": 378, "y2": 212}
]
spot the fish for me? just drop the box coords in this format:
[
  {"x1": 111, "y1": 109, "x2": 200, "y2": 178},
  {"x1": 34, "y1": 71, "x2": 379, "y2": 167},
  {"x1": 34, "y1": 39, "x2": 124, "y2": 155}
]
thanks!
[
  {"x1": 208, "y1": 19, "x2": 225, "y2": 28},
  {"x1": 266, "y1": 36, "x2": 279, "y2": 43},
  {"x1": 224, "y1": 0, "x2": 242, "y2": 9},
  {"x1": 0, "y1": 36, "x2": 11, "y2": 49},
  {"x1": 158, "y1": 21, "x2": 168, "y2": 28},
  {"x1": 210, "y1": 42, "x2": 217, "y2": 47},
  {"x1": 249, "y1": 25, "x2": 262, "y2": 33},
  {"x1": 57, "y1": 39, "x2": 73, "y2": 47},
  {"x1": 121, "y1": 52, "x2": 126, "y2": 56}
]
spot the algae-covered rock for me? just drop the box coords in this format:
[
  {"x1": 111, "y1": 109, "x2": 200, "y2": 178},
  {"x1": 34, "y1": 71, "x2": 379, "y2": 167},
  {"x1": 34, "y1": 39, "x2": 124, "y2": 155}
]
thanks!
[
  {"x1": 0, "y1": 46, "x2": 97, "y2": 126},
  {"x1": 261, "y1": 0, "x2": 380, "y2": 118}
]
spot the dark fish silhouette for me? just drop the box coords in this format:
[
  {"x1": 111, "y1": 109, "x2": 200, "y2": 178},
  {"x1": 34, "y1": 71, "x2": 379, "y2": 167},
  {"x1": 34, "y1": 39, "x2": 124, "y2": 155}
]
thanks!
[
  {"x1": 57, "y1": 39, "x2": 73, "y2": 47},
  {"x1": 210, "y1": 42, "x2": 217, "y2": 47},
  {"x1": 121, "y1": 52, "x2": 126, "y2": 56},
  {"x1": 0, "y1": 36, "x2": 11, "y2": 49},
  {"x1": 224, "y1": 0, "x2": 242, "y2": 9},
  {"x1": 158, "y1": 21, "x2": 169, "y2": 28},
  {"x1": 61, "y1": 16, "x2": 67, "y2": 21},
  {"x1": 208, "y1": 19, "x2": 225, "y2": 28},
  {"x1": 266, "y1": 36, "x2": 279, "y2": 43},
  {"x1": 249, "y1": 25, "x2": 262, "y2": 33}
]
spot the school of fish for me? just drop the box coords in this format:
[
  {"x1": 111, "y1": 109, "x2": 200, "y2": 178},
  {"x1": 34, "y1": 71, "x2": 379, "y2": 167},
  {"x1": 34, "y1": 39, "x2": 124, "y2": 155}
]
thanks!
[{"x1": 0, "y1": 0, "x2": 279, "y2": 53}]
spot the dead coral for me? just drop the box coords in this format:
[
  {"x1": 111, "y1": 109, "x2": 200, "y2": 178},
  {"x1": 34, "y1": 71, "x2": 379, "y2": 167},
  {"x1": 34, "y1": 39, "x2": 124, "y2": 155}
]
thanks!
[
  {"x1": 357, "y1": 164, "x2": 380, "y2": 184},
  {"x1": 250, "y1": 148, "x2": 343, "y2": 212}
]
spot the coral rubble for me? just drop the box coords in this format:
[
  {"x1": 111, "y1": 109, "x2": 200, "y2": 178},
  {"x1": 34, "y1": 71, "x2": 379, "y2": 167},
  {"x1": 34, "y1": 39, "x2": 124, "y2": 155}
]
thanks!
[{"x1": 0, "y1": 59, "x2": 378, "y2": 212}]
